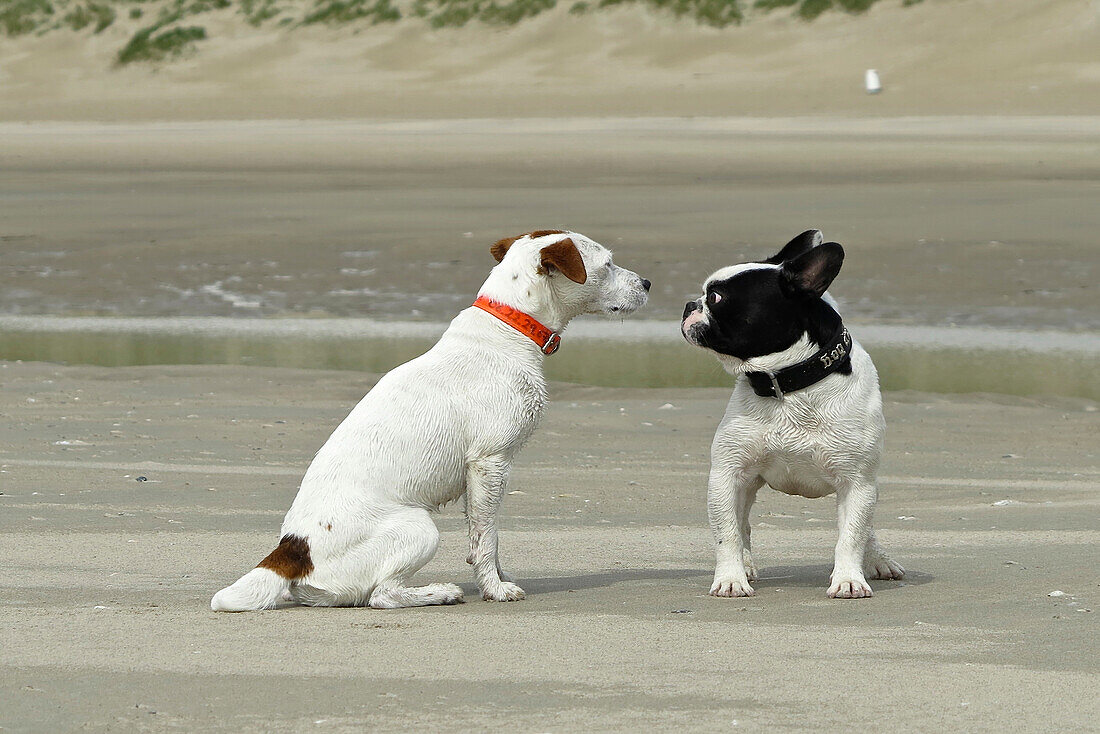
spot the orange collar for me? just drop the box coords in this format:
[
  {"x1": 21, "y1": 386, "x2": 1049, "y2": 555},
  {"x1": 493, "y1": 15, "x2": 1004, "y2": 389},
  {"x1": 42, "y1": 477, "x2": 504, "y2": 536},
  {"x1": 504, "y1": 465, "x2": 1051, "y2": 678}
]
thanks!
[{"x1": 472, "y1": 296, "x2": 561, "y2": 355}]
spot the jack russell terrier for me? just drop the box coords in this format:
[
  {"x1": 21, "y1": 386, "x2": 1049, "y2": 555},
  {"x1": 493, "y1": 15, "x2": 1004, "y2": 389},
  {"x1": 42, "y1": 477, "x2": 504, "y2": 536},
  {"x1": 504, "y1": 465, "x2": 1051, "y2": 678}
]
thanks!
[
  {"x1": 212, "y1": 230, "x2": 650, "y2": 611},
  {"x1": 681, "y1": 230, "x2": 904, "y2": 599}
]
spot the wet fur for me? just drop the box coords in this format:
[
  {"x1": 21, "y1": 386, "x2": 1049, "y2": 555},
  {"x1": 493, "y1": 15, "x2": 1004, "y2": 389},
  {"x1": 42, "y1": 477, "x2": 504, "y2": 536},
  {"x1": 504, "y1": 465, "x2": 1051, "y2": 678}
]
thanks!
[
  {"x1": 682, "y1": 230, "x2": 904, "y2": 599},
  {"x1": 212, "y1": 231, "x2": 649, "y2": 611}
]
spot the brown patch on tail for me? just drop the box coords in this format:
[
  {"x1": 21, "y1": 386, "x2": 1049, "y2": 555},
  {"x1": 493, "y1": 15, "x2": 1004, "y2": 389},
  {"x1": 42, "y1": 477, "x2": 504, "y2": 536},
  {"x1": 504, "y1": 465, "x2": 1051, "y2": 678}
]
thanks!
[
  {"x1": 491, "y1": 230, "x2": 567, "y2": 262},
  {"x1": 257, "y1": 534, "x2": 313, "y2": 580}
]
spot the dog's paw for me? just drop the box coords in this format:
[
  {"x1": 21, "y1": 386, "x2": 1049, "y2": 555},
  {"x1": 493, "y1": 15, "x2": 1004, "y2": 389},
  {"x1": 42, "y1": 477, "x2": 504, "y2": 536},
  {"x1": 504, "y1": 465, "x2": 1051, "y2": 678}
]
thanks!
[
  {"x1": 710, "y1": 577, "x2": 755, "y2": 597},
  {"x1": 430, "y1": 583, "x2": 466, "y2": 605},
  {"x1": 482, "y1": 581, "x2": 526, "y2": 602},
  {"x1": 827, "y1": 574, "x2": 873, "y2": 599},
  {"x1": 744, "y1": 552, "x2": 758, "y2": 582},
  {"x1": 866, "y1": 556, "x2": 905, "y2": 581}
]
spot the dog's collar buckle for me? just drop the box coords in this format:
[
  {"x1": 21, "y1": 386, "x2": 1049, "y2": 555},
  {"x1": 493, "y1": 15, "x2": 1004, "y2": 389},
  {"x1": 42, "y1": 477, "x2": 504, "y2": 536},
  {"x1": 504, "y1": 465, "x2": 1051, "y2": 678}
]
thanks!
[
  {"x1": 745, "y1": 321, "x2": 852, "y2": 399},
  {"x1": 541, "y1": 332, "x2": 561, "y2": 355},
  {"x1": 766, "y1": 372, "x2": 784, "y2": 401},
  {"x1": 472, "y1": 295, "x2": 562, "y2": 356}
]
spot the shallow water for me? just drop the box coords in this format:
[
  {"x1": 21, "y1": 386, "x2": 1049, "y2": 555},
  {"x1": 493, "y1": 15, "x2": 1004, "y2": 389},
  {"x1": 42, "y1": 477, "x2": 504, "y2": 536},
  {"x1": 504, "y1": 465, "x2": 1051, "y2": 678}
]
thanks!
[
  {"x1": 2, "y1": 316, "x2": 1097, "y2": 399},
  {"x1": 2, "y1": 119, "x2": 1098, "y2": 332}
]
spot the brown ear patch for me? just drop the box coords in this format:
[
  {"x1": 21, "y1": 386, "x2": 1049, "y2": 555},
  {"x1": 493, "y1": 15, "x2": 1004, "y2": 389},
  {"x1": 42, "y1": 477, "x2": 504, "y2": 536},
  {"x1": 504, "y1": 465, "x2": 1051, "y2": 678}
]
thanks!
[
  {"x1": 257, "y1": 534, "x2": 313, "y2": 580},
  {"x1": 491, "y1": 236, "x2": 520, "y2": 263},
  {"x1": 539, "y1": 237, "x2": 587, "y2": 284},
  {"x1": 490, "y1": 230, "x2": 568, "y2": 263}
]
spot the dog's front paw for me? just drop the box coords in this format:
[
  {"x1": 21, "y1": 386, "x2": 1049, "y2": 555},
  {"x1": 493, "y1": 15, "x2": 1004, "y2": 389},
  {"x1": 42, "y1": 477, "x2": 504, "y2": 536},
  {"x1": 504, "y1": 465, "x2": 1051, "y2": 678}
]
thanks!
[
  {"x1": 482, "y1": 581, "x2": 526, "y2": 602},
  {"x1": 827, "y1": 573, "x2": 873, "y2": 599},
  {"x1": 744, "y1": 552, "x2": 758, "y2": 582},
  {"x1": 866, "y1": 556, "x2": 905, "y2": 580},
  {"x1": 710, "y1": 576, "x2": 755, "y2": 598}
]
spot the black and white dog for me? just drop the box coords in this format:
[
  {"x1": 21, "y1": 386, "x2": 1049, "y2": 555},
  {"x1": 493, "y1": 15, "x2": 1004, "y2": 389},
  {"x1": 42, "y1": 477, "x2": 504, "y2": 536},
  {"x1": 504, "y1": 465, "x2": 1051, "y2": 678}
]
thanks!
[{"x1": 681, "y1": 230, "x2": 904, "y2": 598}]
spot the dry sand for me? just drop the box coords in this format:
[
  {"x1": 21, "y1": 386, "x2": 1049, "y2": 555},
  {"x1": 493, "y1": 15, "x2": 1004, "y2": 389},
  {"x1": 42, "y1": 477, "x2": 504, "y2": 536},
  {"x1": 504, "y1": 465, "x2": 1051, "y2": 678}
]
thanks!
[
  {"x1": 1, "y1": 361, "x2": 1098, "y2": 731},
  {"x1": 1, "y1": 0, "x2": 1098, "y2": 120}
]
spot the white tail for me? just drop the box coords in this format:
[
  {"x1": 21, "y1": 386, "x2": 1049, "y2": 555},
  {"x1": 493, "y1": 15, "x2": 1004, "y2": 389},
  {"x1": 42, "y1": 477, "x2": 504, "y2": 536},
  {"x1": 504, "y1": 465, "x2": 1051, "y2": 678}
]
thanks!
[{"x1": 210, "y1": 568, "x2": 289, "y2": 612}]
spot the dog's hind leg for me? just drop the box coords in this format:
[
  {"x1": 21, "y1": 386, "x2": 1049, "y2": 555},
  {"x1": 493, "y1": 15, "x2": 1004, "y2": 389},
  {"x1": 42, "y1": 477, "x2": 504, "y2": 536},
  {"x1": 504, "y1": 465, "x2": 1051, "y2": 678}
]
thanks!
[
  {"x1": 863, "y1": 530, "x2": 905, "y2": 580},
  {"x1": 294, "y1": 507, "x2": 463, "y2": 608},
  {"x1": 366, "y1": 507, "x2": 464, "y2": 608},
  {"x1": 466, "y1": 456, "x2": 525, "y2": 601},
  {"x1": 828, "y1": 481, "x2": 877, "y2": 599},
  {"x1": 708, "y1": 466, "x2": 764, "y2": 598}
]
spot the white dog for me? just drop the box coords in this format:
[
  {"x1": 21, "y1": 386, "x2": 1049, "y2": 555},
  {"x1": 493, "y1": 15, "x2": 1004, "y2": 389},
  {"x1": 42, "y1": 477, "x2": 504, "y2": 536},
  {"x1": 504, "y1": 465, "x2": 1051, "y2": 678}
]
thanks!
[
  {"x1": 681, "y1": 230, "x2": 904, "y2": 599},
  {"x1": 212, "y1": 230, "x2": 650, "y2": 611}
]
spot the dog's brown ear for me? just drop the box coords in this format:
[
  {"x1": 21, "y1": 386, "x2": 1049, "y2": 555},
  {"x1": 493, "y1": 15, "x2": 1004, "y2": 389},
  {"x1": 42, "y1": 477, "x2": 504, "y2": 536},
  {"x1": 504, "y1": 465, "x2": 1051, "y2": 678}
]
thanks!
[
  {"x1": 491, "y1": 235, "x2": 521, "y2": 263},
  {"x1": 491, "y1": 230, "x2": 567, "y2": 262},
  {"x1": 539, "y1": 238, "x2": 587, "y2": 284}
]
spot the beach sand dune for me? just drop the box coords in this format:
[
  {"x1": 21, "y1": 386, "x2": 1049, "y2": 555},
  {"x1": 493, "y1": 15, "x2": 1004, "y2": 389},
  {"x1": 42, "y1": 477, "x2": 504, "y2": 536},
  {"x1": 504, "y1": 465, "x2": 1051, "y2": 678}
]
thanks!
[{"x1": 1, "y1": 0, "x2": 1098, "y2": 120}]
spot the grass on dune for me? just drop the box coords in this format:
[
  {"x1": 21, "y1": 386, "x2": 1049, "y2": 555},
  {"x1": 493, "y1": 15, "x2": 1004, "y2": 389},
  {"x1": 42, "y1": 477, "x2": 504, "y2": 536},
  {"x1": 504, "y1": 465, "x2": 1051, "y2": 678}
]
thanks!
[
  {"x1": 303, "y1": 0, "x2": 398, "y2": 25},
  {"x1": 411, "y1": 0, "x2": 556, "y2": 28},
  {"x1": 757, "y1": 0, "x2": 922, "y2": 20},
  {"x1": 63, "y1": 1, "x2": 116, "y2": 31},
  {"x1": 1, "y1": 0, "x2": 53, "y2": 35},
  {"x1": 0, "y1": 0, "x2": 928, "y2": 65},
  {"x1": 116, "y1": 22, "x2": 206, "y2": 62}
]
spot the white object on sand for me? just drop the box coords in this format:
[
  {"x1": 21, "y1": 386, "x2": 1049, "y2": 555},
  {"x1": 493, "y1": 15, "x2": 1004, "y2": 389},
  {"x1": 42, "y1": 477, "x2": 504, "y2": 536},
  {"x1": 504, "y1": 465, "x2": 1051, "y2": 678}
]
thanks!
[{"x1": 865, "y1": 69, "x2": 882, "y2": 94}]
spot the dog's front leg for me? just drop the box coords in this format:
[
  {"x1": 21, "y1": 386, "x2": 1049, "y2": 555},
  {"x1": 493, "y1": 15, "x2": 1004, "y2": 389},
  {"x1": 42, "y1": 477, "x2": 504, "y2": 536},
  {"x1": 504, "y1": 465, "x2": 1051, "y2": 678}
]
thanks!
[
  {"x1": 464, "y1": 494, "x2": 515, "y2": 583},
  {"x1": 466, "y1": 457, "x2": 525, "y2": 602},
  {"x1": 828, "y1": 480, "x2": 877, "y2": 599},
  {"x1": 708, "y1": 464, "x2": 764, "y2": 598}
]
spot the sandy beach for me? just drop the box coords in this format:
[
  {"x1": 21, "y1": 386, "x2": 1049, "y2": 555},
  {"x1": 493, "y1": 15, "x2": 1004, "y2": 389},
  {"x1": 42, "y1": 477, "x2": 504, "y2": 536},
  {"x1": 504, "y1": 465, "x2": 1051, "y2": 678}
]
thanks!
[
  {"x1": 2, "y1": 0, "x2": 1099, "y2": 729},
  {"x1": 0, "y1": 361, "x2": 1097, "y2": 731}
]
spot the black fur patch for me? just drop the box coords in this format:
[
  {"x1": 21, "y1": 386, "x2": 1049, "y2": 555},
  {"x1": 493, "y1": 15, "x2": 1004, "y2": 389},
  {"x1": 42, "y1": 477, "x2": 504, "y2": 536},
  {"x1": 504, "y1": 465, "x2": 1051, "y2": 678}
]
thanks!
[{"x1": 687, "y1": 265, "x2": 851, "y2": 374}]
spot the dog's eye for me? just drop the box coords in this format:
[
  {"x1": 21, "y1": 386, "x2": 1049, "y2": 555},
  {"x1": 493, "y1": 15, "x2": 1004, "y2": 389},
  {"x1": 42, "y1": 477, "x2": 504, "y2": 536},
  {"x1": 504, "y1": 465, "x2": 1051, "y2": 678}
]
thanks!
[{"x1": 707, "y1": 291, "x2": 723, "y2": 306}]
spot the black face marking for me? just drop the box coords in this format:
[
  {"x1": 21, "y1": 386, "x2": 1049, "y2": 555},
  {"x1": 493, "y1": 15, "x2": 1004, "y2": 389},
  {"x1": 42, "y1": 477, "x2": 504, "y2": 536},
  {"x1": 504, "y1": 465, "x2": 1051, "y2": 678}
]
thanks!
[
  {"x1": 683, "y1": 237, "x2": 850, "y2": 373},
  {"x1": 695, "y1": 268, "x2": 812, "y2": 359}
]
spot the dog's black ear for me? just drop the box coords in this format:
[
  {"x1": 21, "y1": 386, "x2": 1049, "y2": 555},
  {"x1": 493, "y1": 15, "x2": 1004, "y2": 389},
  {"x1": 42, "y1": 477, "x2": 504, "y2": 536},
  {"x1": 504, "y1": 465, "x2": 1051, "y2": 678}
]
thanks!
[
  {"x1": 539, "y1": 238, "x2": 587, "y2": 284},
  {"x1": 779, "y1": 242, "x2": 844, "y2": 299},
  {"x1": 765, "y1": 229, "x2": 823, "y2": 265},
  {"x1": 491, "y1": 235, "x2": 522, "y2": 263}
]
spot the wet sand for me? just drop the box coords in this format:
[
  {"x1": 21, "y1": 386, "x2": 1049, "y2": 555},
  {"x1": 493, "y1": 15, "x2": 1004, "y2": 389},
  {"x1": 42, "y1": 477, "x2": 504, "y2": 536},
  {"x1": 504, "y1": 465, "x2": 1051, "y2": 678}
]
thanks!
[
  {"x1": 1, "y1": 361, "x2": 1097, "y2": 731},
  {"x1": 2, "y1": 117, "x2": 1098, "y2": 331}
]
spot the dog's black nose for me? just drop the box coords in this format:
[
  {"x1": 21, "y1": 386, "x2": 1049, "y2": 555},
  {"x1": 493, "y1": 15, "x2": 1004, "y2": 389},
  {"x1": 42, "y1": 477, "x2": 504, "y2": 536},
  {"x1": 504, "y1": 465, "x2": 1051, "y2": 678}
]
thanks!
[
  {"x1": 641, "y1": 279, "x2": 651, "y2": 292},
  {"x1": 682, "y1": 301, "x2": 698, "y2": 320}
]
